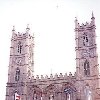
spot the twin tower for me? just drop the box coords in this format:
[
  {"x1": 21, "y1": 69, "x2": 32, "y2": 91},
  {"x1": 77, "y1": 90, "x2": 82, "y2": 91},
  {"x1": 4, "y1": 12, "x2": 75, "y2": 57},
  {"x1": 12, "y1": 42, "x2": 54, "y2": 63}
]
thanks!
[{"x1": 6, "y1": 14, "x2": 100, "y2": 100}]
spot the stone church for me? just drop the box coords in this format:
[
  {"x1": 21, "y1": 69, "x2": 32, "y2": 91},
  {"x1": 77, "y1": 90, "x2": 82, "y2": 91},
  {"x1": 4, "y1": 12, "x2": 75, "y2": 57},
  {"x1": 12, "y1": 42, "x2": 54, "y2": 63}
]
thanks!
[{"x1": 5, "y1": 13, "x2": 100, "y2": 100}]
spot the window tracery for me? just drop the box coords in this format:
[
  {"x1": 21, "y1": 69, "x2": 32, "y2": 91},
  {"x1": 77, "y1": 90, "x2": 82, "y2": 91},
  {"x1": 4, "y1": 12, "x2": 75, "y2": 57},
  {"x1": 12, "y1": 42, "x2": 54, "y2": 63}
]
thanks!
[
  {"x1": 84, "y1": 60, "x2": 90, "y2": 76},
  {"x1": 64, "y1": 87, "x2": 73, "y2": 100},
  {"x1": 63, "y1": 82, "x2": 77, "y2": 100},
  {"x1": 18, "y1": 41, "x2": 22, "y2": 54},
  {"x1": 83, "y1": 33, "x2": 89, "y2": 46}
]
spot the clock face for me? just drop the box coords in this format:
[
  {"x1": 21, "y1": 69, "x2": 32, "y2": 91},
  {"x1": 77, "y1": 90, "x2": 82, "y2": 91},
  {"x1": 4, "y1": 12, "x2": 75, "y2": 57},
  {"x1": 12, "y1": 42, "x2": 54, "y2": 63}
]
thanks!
[{"x1": 15, "y1": 58, "x2": 22, "y2": 65}]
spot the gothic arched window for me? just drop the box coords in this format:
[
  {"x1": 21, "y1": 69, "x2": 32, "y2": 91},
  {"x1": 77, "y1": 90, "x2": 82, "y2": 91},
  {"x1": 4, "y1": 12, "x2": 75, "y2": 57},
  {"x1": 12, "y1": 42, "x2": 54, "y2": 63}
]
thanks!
[
  {"x1": 18, "y1": 41, "x2": 22, "y2": 54},
  {"x1": 84, "y1": 60, "x2": 90, "y2": 76},
  {"x1": 83, "y1": 33, "x2": 89, "y2": 46},
  {"x1": 64, "y1": 87, "x2": 76, "y2": 100},
  {"x1": 15, "y1": 67, "x2": 20, "y2": 81}
]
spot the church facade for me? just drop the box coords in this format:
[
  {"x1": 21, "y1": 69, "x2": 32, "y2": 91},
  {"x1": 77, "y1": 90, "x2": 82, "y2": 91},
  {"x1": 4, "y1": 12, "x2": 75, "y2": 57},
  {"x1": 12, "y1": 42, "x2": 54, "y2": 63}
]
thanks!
[{"x1": 5, "y1": 14, "x2": 100, "y2": 100}]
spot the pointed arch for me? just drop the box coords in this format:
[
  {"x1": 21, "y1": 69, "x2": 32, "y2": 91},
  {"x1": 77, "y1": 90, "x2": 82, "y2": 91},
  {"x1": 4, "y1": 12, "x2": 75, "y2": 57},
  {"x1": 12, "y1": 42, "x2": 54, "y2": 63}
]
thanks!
[
  {"x1": 61, "y1": 82, "x2": 76, "y2": 92},
  {"x1": 17, "y1": 41, "x2": 22, "y2": 54},
  {"x1": 83, "y1": 32, "x2": 89, "y2": 46},
  {"x1": 27, "y1": 85, "x2": 42, "y2": 100},
  {"x1": 61, "y1": 82, "x2": 77, "y2": 100},
  {"x1": 43, "y1": 84, "x2": 60, "y2": 100},
  {"x1": 84, "y1": 59, "x2": 90, "y2": 76}
]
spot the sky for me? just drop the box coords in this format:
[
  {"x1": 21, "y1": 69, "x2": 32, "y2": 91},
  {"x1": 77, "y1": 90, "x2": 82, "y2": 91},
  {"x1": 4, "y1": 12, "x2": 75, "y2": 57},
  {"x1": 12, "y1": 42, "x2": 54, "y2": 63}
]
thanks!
[{"x1": 0, "y1": 0, "x2": 100, "y2": 100}]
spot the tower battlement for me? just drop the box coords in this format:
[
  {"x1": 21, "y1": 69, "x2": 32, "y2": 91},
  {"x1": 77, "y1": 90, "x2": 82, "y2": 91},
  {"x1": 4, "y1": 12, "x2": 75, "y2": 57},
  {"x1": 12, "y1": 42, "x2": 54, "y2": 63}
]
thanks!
[
  {"x1": 11, "y1": 32, "x2": 34, "y2": 40},
  {"x1": 11, "y1": 31, "x2": 34, "y2": 40},
  {"x1": 11, "y1": 25, "x2": 34, "y2": 41},
  {"x1": 75, "y1": 14, "x2": 95, "y2": 32},
  {"x1": 28, "y1": 72, "x2": 76, "y2": 82}
]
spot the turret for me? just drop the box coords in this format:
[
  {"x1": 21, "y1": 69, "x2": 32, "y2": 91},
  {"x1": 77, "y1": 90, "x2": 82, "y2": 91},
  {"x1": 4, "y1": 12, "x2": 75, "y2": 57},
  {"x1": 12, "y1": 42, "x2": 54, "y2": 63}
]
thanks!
[
  {"x1": 75, "y1": 17, "x2": 79, "y2": 29},
  {"x1": 26, "y1": 24, "x2": 30, "y2": 34},
  {"x1": 12, "y1": 26, "x2": 16, "y2": 38},
  {"x1": 91, "y1": 12, "x2": 95, "y2": 25}
]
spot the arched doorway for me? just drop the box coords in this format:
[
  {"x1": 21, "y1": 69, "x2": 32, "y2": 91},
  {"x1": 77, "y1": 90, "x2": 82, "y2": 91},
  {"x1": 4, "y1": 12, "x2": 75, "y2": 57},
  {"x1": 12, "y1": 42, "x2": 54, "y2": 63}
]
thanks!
[
  {"x1": 43, "y1": 84, "x2": 60, "y2": 100},
  {"x1": 27, "y1": 85, "x2": 42, "y2": 100},
  {"x1": 62, "y1": 82, "x2": 76, "y2": 100}
]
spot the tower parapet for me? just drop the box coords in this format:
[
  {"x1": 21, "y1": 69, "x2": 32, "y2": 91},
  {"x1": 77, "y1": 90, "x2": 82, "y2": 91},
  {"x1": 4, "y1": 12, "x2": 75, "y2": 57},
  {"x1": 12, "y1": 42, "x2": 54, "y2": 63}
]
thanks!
[
  {"x1": 11, "y1": 25, "x2": 33, "y2": 41},
  {"x1": 29, "y1": 72, "x2": 76, "y2": 83},
  {"x1": 75, "y1": 13, "x2": 95, "y2": 33}
]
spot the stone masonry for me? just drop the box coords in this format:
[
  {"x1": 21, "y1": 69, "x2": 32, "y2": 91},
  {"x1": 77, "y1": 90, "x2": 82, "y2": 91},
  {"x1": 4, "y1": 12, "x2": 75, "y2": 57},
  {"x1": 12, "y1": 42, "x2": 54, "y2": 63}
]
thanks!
[{"x1": 5, "y1": 13, "x2": 100, "y2": 100}]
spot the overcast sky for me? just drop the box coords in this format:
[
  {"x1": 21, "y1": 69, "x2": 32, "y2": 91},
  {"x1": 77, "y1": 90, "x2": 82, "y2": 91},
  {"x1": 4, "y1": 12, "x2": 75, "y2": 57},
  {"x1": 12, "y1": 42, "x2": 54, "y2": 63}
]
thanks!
[{"x1": 0, "y1": 0, "x2": 100, "y2": 100}]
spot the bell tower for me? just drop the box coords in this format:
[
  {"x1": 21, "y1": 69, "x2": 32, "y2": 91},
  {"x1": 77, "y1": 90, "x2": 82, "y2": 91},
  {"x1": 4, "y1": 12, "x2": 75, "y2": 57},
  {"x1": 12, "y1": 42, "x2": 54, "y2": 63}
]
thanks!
[
  {"x1": 6, "y1": 25, "x2": 34, "y2": 100},
  {"x1": 75, "y1": 13, "x2": 100, "y2": 100}
]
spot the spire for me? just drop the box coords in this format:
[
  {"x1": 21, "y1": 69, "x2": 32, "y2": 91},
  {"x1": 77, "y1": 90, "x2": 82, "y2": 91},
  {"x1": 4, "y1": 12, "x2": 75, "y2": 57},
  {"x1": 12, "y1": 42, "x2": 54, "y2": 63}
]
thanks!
[
  {"x1": 75, "y1": 17, "x2": 79, "y2": 29},
  {"x1": 91, "y1": 11, "x2": 95, "y2": 25},
  {"x1": 12, "y1": 26, "x2": 15, "y2": 32},
  {"x1": 12, "y1": 26, "x2": 16, "y2": 37},
  {"x1": 91, "y1": 11, "x2": 95, "y2": 20},
  {"x1": 26, "y1": 24, "x2": 30, "y2": 33},
  {"x1": 92, "y1": 11, "x2": 94, "y2": 18}
]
